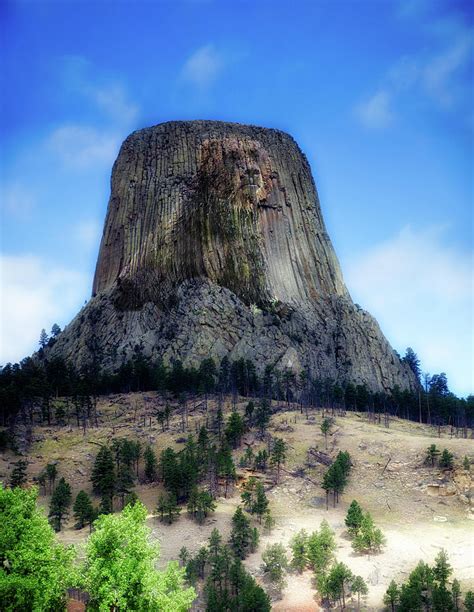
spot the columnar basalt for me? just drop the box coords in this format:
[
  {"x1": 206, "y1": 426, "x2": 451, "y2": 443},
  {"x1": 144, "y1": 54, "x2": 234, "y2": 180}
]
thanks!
[{"x1": 50, "y1": 120, "x2": 416, "y2": 391}]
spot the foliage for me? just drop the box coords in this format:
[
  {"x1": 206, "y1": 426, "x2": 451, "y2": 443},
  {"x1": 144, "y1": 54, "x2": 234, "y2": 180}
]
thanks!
[
  {"x1": 270, "y1": 438, "x2": 287, "y2": 482},
  {"x1": 0, "y1": 485, "x2": 75, "y2": 611},
  {"x1": 261, "y1": 543, "x2": 288, "y2": 591},
  {"x1": 73, "y1": 490, "x2": 96, "y2": 530},
  {"x1": 322, "y1": 451, "x2": 351, "y2": 507},
  {"x1": 157, "y1": 492, "x2": 181, "y2": 524},
  {"x1": 320, "y1": 417, "x2": 333, "y2": 448},
  {"x1": 91, "y1": 445, "x2": 115, "y2": 514},
  {"x1": 426, "y1": 444, "x2": 441, "y2": 467},
  {"x1": 345, "y1": 499, "x2": 364, "y2": 535},
  {"x1": 82, "y1": 501, "x2": 195, "y2": 611},
  {"x1": 289, "y1": 529, "x2": 309, "y2": 572},
  {"x1": 48, "y1": 477, "x2": 72, "y2": 532},
  {"x1": 383, "y1": 580, "x2": 400, "y2": 611},
  {"x1": 144, "y1": 444, "x2": 158, "y2": 482},
  {"x1": 306, "y1": 520, "x2": 336, "y2": 574},
  {"x1": 9, "y1": 460, "x2": 28, "y2": 488},
  {"x1": 352, "y1": 512, "x2": 386, "y2": 554},
  {"x1": 439, "y1": 448, "x2": 454, "y2": 469},
  {"x1": 187, "y1": 487, "x2": 216, "y2": 524},
  {"x1": 230, "y1": 506, "x2": 256, "y2": 559}
]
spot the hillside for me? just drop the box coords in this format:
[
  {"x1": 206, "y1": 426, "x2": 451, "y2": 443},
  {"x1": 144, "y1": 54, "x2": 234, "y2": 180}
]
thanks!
[{"x1": 1, "y1": 393, "x2": 473, "y2": 610}]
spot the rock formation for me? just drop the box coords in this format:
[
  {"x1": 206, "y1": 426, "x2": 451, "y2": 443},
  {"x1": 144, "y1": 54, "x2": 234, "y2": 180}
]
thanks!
[{"x1": 49, "y1": 120, "x2": 416, "y2": 391}]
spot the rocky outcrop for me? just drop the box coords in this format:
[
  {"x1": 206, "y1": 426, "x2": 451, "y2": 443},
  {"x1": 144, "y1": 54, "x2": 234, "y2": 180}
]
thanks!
[{"x1": 50, "y1": 120, "x2": 416, "y2": 391}]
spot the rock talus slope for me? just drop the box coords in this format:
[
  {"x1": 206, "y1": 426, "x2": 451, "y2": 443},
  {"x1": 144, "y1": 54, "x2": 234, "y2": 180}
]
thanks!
[{"x1": 50, "y1": 120, "x2": 415, "y2": 391}]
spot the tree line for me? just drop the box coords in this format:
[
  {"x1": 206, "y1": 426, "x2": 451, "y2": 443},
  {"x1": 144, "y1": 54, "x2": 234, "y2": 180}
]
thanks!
[{"x1": 1, "y1": 344, "x2": 472, "y2": 438}]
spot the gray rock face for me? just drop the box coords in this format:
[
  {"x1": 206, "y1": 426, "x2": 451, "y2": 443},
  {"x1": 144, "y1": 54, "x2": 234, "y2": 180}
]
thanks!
[{"x1": 50, "y1": 120, "x2": 416, "y2": 391}]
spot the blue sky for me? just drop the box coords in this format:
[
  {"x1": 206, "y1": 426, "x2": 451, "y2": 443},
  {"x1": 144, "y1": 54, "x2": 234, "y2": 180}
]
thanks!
[{"x1": 1, "y1": 0, "x2": 472, "y2": 395}]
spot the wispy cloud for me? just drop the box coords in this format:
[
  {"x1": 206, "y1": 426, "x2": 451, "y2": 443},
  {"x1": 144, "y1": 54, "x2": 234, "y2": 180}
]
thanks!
[
  {"x1": 181, "y1": 44, "x2": 224, "y2": 89},
  {"x1": 345, "y1": 226, "x2": 474, "y2": 396},
  {"x1": 0, "y1": 255, "x2": 89, "y2": 365},
  {"x1": 0, "y1": 183, "x2": 36, "y2": 220},
  {"x1": 356, "y1": 90, "x2": 394, "y2": 128},
  {"x1": 356, "y1": 9, "x2": 473, "y2": 128},
  {"x1": 47, "y1": 57, "x2": 139, "y2": 168},
  {"x1": 75, "y1": 219, "x2": 101, "y2": 250},
  {"x1": 47, "y1": 124, "x2": 120, "y2": 169}
]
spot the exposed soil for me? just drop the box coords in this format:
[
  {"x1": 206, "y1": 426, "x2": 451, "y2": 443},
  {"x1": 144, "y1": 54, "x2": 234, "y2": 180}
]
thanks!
[{"x1": 1, "y1": 394, "x2": 473, "y2": 610}]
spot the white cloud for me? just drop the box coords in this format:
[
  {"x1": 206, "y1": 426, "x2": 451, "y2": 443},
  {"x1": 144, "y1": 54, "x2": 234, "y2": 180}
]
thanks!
[
  {"x1": 356, "y1": 90, "x2": 394, "y2": 129},
  {"x1": 181, "y1": 44, "x2": 223, "y2": 89},
  {"x1": 47, "y1": 124, "x2": 120, "y2": 169},
  {"x1": 0, "y1": 255, "x2": 89, "y2": 365},
  {"x1": 423, "y1": 34, "x2": 473, "y2": 107},
  {"x1": 345, "y1": 226, "x2": 474, "y2": 396},
  {"x1": 91, "y1": 83, "x2": 139, "y2": 126},
  {"x1": 356, "y1": 13, "x2": 472, "y2": 127},
  {"x1": 75, "y1": 219, "x2": 101, "y2": 250},
  {"x1": 1, "y1": 183, "x2": 35, "y2": 220}
]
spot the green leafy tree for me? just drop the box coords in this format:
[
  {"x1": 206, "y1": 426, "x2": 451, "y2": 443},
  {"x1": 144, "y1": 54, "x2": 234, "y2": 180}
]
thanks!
[
  {"x1": 433, "y1": 549, "x2": 452, "y2": 588},
  {"x1": 82, "y1": 501, "x2": 195, "y2": 611},
  {"x1": 0, "y1": 485, "x2": 75, "y2": 611},
  {"x1": 345, "y1": 499, "x2": 364, "y2": 535},
  {"x1": 261, "y1": 543, "x2": 288, "y2": 593},
  {"x1": 426, "y1": 444, "x2": 440, "y2": 467},
  {"x1": 383, "y1": 580, "x2": 400, "y2": 612},
  {"x1": 9, "y1": 459, "x2": 28, "y2": 488},
  {"x1": 48, "y1": 477, "x2": 71, "y2": 532},
  {"x1": 439, "y1": 449, "x2": 454, "y2": 469},
  {"x1": 73, "y1": 490, "x2": 96, "y2": 531},
  {"x1": 289, "y1": 529, "x2": 309, "y2": 572}
]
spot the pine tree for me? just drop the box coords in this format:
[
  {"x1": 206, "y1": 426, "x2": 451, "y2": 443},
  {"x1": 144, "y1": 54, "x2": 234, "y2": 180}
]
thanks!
[
  {"x1": 10, "y1": 459, "x2": 28, "y2": 488},
  {"x1": 426, "y1": 444, "x2": 440, "y2": 467},
  {"x1": 345, "y1": 500, "x2": 364, "y2": 535},
  {"x1": 73, "y1": 490, "x2": 96, "y2": 530},
  {"x1": 116, "y1": 462, "x2": 135, "y2": 508},
  {"x1": 289, "y1": 529, "x2": 309, "y2": 572},
  {"x1": 48, "y1": 477, "x2": 71, "y2": 531},
  {"x1": 383, "y1": 580, "x2": 400, "y2": 612},
  {"x1": 91, "y1": 446, "x2": 115, "y2": 514},
  {"x1": 225, "y1": 411, "x2": 245, "y2": 448},
  {"x1": 439, "y1": 449, "x2": 454, "y2": 469},
  {"x1": 352, "y1": 512, "x2": 385, "y2": 554},
  {"x1": 261, "y1": 543, "x2": 288, "y2": 593},
  {"x1": 465, "y1": 592, "x2": 474, "y2": 612},
  {"x1": 254, "y1": 481, "x2": 269, "y2": 523},
  {"x1": 230, "y1": 506, "x2": 253, "y2": 559},
  {"x1": 144, "y1": 445, "x2": 158, "y2": 482},
  {"x1": 306, "y1": 520, "x2": 336, "y2": 574},
  {"x1": 270, "y1": 438, "x2": 287, "y2": 483},
  {"x1": 157, "y1": 492, "x2": 181, "y2": 524},
  {"x1": 325, "y1": 562, "x2": 354, "y2": 609},
  {"x1": 321, "y1": 417, "x2": 333, "y2": 449},
  {"x1": 39, "y1": 328, "x2": 49, "y2": 348},
  {"x1": 351, "y1": 575, "x2": 368, "y2": 610},
  {"x1": 46, "y1": 462, "x2": 57, "y2": 493},
  {"x1": 452, "y1": 579, "x2": 461, "y2": 611}
]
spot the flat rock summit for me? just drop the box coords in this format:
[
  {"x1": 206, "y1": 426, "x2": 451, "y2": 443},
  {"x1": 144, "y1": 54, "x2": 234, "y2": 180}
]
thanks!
[{"x1": 49, "y1": 120, "x2": 416, "y2": 391}]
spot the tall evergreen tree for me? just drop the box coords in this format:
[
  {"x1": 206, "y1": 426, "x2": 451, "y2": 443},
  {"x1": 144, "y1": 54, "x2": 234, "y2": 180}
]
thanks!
[
  {"x1": 91, "y1": 446, "x2": 115, "y2": 514},
  {"x1": 48, "y1": 477, "x2": 71, "y2": 532},
  {"x1": 73, "y1": 490, "x2": 96, "y2": 530}
]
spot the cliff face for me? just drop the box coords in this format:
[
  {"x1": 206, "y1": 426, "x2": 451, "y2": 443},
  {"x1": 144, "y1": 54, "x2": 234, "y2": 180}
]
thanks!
[{"x1": 51, "y1": 120, "x2": 416, "y2": 391}]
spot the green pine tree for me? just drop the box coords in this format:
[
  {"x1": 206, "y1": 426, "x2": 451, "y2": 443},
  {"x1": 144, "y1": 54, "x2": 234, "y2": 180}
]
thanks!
[{"x1": 48, "y1": 477, "x2": 71, "y2": 532}]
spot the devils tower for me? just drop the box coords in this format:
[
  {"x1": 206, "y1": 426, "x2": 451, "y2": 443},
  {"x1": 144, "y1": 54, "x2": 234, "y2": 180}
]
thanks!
[{"x1": 49, "y1": 120, "x2": 416, "y2": 391}]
